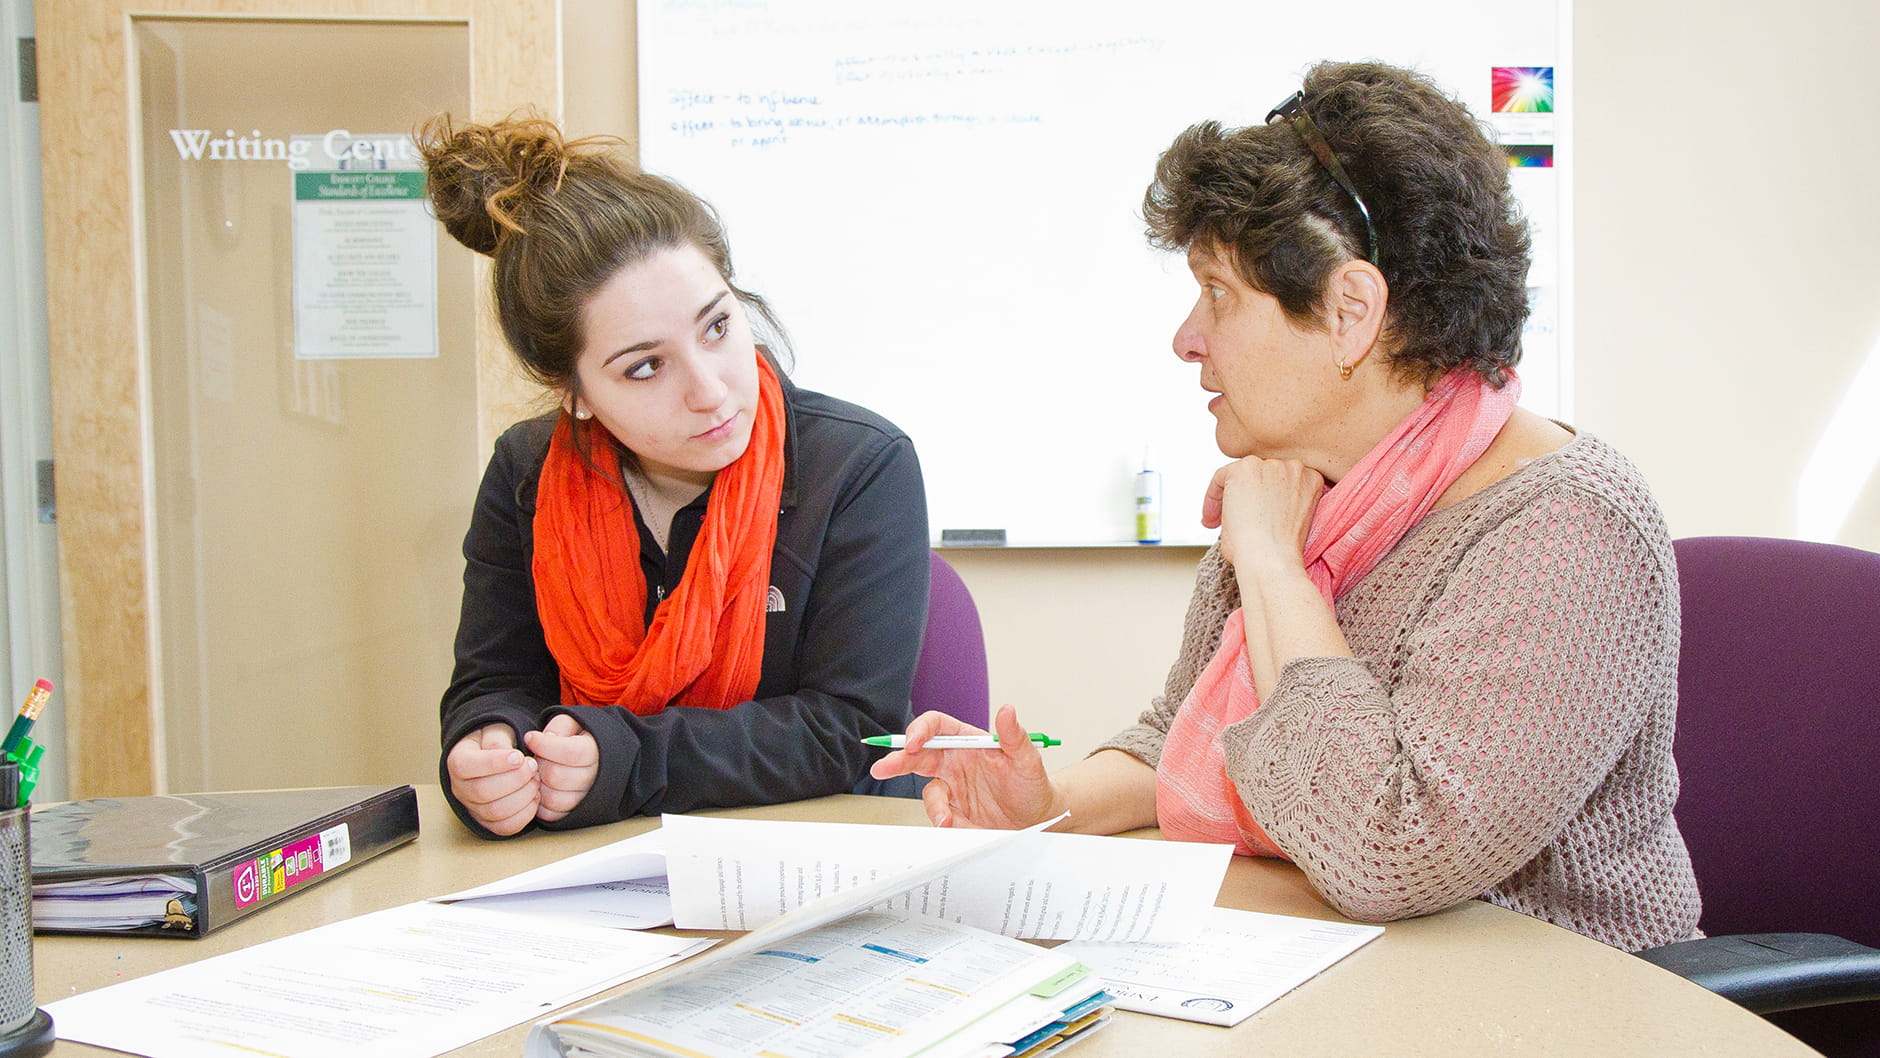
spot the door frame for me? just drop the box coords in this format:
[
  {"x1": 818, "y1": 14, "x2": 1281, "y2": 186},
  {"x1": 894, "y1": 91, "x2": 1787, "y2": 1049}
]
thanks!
[{"x1": 36, "y1": 0, "x2": 555, "y2": 796}]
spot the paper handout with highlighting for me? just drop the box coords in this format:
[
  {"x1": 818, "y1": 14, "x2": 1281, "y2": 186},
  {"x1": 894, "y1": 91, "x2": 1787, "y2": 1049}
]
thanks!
[
  {"x1": 1055, "y1": 906, "x2": 1384, "y2": 1026},
  {"x1": 526, "y1": 911, "x2": 1100, "y2": 1058},
  {"x1": 661, "y1": 814, "x2": 1233, "y2": 942}
]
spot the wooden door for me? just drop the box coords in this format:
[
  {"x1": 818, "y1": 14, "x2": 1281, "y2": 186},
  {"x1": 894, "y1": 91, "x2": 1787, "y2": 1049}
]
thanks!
[{"x1": 37, "y1": 0, "x2": 555, "y2": 797}]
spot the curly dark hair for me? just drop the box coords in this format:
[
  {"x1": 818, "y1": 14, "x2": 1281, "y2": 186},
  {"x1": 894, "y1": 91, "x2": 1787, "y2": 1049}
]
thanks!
[
  {"x1": 1142, "y1": 61, "x2": 1530, "y2": 387},
  {"x1": 415, "y1": 112, "x2": 787, "y2": 396}
]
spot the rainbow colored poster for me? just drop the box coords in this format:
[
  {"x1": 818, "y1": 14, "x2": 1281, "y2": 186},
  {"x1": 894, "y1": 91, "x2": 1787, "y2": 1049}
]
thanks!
[
  {"x1": 1492, "y1": 66, "x2": 1555, "y2": 113},
  {"x1": 1504, "y1": 144, "x2": 1554, "y2": 167}
]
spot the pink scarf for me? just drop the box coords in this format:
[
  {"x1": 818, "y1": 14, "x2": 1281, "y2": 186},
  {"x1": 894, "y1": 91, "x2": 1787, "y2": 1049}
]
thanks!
[{"x1": 1156, "y1": 369, "x2": 1520, "y2": 857}]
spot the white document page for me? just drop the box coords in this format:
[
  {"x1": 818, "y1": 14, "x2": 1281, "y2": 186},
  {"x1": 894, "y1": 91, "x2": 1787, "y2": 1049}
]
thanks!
[
  {"x1": 44, "y1": 901, "x2": 711, "y2": 1058},
  {"x1": 1055, "y1": 906, "x2": 1385, "y2": 1026},
  {"x1": 661, "y1": 815, "x2": 1231, "y2": 942}
]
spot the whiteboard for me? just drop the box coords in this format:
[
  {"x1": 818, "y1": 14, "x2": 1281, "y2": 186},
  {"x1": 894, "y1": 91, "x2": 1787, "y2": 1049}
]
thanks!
[{"x1": 639, "y1": 0, "x2": 1566, "y2": 545}]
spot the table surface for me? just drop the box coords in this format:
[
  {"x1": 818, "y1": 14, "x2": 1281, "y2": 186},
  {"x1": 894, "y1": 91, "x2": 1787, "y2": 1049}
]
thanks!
[{"x1": 32, "y1": 786, "x2": 1818, "y2": 1058}]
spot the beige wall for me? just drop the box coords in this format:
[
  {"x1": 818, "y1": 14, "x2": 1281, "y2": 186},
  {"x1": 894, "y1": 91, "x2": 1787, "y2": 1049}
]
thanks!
[
  {"x1": 1573, "y1": 0, "x2": 1880, "y2": 550},
  {"x1": 550, "y1": 0, "x2": 1880, "y2": 759}
]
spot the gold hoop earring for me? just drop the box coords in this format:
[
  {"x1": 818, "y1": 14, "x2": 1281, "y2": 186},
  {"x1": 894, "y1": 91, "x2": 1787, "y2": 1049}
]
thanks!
[{"x1": 1337, "y1": 359, "x2": 1354, "y2": 382}]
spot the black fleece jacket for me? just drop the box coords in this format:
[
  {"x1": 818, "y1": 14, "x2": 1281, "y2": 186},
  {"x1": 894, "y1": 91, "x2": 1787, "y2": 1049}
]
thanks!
[{"x1": 439, "y1": 377, "x2": 929, "y2": 837}]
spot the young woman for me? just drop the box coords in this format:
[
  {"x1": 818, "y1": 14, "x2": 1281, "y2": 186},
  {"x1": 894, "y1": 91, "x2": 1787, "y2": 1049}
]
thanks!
[
  {"x1": 421, "y1": 115, "x2": 929, "y2": 838},
  {"x1": 873, "y1": 62, "x2": 1702, "y2": 952}
]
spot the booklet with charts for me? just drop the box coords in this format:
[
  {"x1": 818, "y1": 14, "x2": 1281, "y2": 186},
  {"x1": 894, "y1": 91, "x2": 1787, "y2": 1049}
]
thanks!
[
  {"x1": 532, "y1": 911, "x2": 1110, "y2": 1058},
  {"x1": 526, "y1": 816, "x2": 1122, "y2": 1058},
  {"x1": 30, "y1": 784, "x2": 418, "y2": 937}
]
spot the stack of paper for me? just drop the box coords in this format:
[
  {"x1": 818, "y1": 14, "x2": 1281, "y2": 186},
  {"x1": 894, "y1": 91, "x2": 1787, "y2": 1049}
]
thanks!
[
  {"x1": 32, "y1": 875, "x2": 195, "y2": 930},
  {"x1": 516, "y1": 814, "x2": 1234, "y2": 1057},
  {"x1": 45, "y1": 814, "x2": 1240, "y2": 1058}
]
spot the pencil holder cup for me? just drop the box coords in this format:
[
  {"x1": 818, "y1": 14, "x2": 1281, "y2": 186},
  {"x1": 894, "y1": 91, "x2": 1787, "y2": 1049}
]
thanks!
[{"x1": 0, "y1": 806, "x2": 53, "y2": 1056}]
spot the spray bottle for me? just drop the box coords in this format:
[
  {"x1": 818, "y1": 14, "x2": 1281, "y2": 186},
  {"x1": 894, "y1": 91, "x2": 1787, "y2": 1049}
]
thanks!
[{"x1": 1134, "y1": 447, "x2": 1163, "y2": 544}]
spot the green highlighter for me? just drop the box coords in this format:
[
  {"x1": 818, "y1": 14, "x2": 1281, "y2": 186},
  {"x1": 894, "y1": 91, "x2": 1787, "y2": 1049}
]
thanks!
[{"x1": 862, "y1": 732, "x2": 1061, "y2": 749}]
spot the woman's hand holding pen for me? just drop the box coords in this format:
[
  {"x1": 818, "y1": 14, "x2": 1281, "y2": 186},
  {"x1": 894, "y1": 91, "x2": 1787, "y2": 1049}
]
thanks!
[
  {"x1": 446, "y1": 724, "x2": 539, "y2": 836},
  {"x1": 527, "y1": 714, "x2": 600, "y2": 822},
  {"x1": 871, "y1": 705, "x2": 1066, "y2": 830}
]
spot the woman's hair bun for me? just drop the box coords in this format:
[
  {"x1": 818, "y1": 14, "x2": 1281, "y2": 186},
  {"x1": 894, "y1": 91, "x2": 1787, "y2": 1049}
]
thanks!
[{"x1": 415, "y1": 112, "x2": 583, "y2": 256}]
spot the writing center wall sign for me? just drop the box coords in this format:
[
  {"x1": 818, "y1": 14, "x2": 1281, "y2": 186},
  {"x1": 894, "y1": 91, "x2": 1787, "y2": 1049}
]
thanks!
[{"x1": 289, "y1": 132, "x2": 438, "y2": 360}]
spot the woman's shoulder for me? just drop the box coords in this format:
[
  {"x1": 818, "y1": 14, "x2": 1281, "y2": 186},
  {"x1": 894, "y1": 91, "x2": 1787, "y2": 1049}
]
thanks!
[
  {"x1": 494, "y1": 412, "x2": 559, "y2": 455},
  {"x1": 480, "y1": 414, "x2": 560, "y2": 509},
  {"x1": 1435, "y1": 407, "x2": 1571, "y2": 510},
  {"x1": 785, "y1": 382, "x2": 913, "y2": 446},
  {"x1": 1501, "y1": 430, "x2": 1664, "y2": 524},
  {"x1": 782, "y1": 382, "x2": 922, "y2": 490},
  {"x1": 1443, "y1": 424, "x2": 1653, "y2": 511},
  {"x1": 1349, "y1": 431, "x2": 1678, "y2": 648},
  {"x1": 1425, "y1": 428, "x2": 1676, "y2": 575}
]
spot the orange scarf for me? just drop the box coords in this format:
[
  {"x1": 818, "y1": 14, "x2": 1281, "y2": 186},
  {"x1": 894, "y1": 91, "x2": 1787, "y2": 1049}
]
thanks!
[
  {"x1": 1156, "y1": 369, "x2": 1519, "y2": 856},
  {"x1": 531, "y1": 353, "x2": 786, "y2": 714}
]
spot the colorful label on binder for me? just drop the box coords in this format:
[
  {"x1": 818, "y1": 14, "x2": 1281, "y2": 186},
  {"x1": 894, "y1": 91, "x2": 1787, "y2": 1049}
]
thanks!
[{"x1": 232, "y1": 823, "x2": 351, "y2": 908}]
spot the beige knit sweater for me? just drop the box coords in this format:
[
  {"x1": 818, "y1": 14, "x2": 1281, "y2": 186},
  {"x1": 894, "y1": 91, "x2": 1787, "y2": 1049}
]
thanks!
[{"x1": 1100, "y1": 432, "x2": 1702, "y2": 951}]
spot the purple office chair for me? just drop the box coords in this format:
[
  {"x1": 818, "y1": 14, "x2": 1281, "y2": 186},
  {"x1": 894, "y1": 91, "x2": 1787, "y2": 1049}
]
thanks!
[
  {"x1": 1636, "y1": 536, "x2": 1880, "y2": 1057},
  {"x1": 912, "y1": 552, "x2": 991, "y2": 730}
]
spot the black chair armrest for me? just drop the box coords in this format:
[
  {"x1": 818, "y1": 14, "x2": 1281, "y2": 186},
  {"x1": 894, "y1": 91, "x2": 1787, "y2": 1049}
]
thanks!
[{"x1": 1636, "y1": 933, "x2": 1880, "y2": 1014}]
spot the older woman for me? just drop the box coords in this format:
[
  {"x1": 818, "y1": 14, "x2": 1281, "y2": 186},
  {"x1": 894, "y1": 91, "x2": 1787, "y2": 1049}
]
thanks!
[{"x1": 873, "y1": 61, "x2": 1701, "y2": 951}]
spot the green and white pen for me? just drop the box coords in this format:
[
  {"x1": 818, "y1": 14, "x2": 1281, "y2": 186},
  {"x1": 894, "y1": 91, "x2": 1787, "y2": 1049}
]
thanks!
[{"x1": 862, "y1": 732, "x2": 1061, "y2": 749}]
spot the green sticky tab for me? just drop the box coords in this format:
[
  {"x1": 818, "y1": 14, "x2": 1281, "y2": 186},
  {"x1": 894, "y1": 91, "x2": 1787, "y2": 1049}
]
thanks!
[{"x1": 1029, "y1": 963, "x2": 1091, "y2": 998}]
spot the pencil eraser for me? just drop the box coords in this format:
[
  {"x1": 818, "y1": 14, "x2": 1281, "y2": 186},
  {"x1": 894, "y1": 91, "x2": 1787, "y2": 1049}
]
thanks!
[{"x1": 940, "y1": 529, "x2": 1006, "y2": 546}]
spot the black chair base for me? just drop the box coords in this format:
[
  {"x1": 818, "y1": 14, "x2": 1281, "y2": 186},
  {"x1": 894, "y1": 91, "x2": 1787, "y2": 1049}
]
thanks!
[{"x1": 1637, "y1": 933, "x2": 1880, "y2": 1014}]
